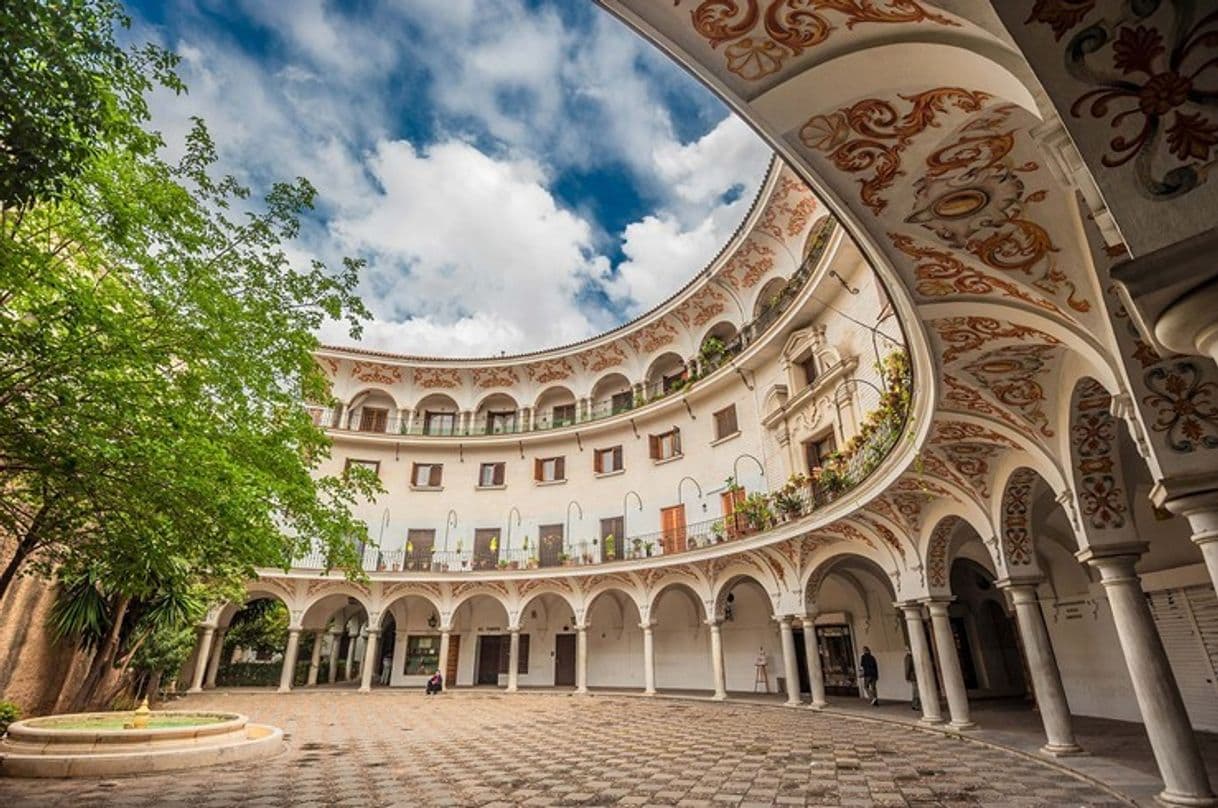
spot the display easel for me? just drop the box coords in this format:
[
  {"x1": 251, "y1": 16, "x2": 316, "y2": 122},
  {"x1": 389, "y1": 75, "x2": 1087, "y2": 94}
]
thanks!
[{"x1": 753, "y1": 649, "x2": 770, "y2": 693}]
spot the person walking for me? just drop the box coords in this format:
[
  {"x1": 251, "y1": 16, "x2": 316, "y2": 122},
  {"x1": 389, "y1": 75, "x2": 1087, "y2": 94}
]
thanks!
[
  {"x1": 860, "y1": 646, "x2": 879, "y2": 706},
  {"x1": 904, "y1": 648, "x2": 920, "y2": 711}
]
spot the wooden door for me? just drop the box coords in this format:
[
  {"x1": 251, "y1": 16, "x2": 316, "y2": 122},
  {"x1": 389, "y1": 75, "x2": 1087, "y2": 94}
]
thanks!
[
  {"x1": 473, "y1": 528, "x2": 499, "y2": 570},
  {"x1": 600, "y1": 517, "x2": 624, "y2": 561},
  {"x1": 720, "y1": 489, "x2": 746, "y2": 538},
  {"x1": 539, "y1": 523, "x2": 564, "y2": 568},
  {"x1": 660, "y1": 505, "x2": 686, "y2": 554},
  {"x1": 476, "y1": 635, "x2": 501, "y2": 685},
  {"x1": 446, "y1": 635, "x2": 461, "y2": 687},
  {"x1": 359, "y1": 406, "x2": 388, "y2": 432},
  {"x1": 554, "y1": 634, "x2": 576, "y2": 687}
]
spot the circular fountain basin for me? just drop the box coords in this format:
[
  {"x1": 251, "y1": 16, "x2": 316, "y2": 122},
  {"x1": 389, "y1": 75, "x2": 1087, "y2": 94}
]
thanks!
[{"x1": 0, "y1": 710, "x2": 282, "y2": 777}]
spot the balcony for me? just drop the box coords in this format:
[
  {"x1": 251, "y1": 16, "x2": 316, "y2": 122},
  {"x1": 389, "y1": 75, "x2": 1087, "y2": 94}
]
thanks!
[{"x1": 311, "y1": 220, "x2": 838, "y2": 440}]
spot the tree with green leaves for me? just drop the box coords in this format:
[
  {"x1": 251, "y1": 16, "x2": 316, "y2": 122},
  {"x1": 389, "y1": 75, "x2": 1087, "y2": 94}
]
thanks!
[{"x1": 1, "y1": 0, "x2": 381, "y2": 684}]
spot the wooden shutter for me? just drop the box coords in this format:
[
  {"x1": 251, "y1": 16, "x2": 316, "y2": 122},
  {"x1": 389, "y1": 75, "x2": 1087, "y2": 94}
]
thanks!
[
  {"x1": 428, "y1": 464, "x2": 442, "y2": 487},
  {"x1": 594, "y1": 450, "x2": 603, "y2": 474},
  {"x1": 534, "y1": 458, "x2": 543, "y2": 481},
  {"x1": 649, "y1": 435, "x2": 660, "y2": 459},
  {"x1": 555, "y1": 456, "x2": 565, "y2": 480},
  {"x1": 613, "y1": 445, "x2": 623, "y2": 470},
  {"x1": 493, "y1": 462, "x2": 505, "y2": 486},
  {"x1": 672, "y1": 428, "x2": 682, "y2": 455}
]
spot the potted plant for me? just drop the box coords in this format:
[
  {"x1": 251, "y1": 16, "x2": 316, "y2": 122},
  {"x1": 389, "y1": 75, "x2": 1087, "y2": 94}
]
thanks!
[
  {"x1": 700, "y1": 336, "x2": 726, "y2": 365},
  {"x1": 498, "y1": 559, "x2": 510, "y2": 570},
  {"x1": 644, "y1": 541, "x2": 654, "y2": 557},
  {"x1": 711, "y1": 521, "x2": 725, "y2": 543},
  {"x1": 603, "y1": 533, "x2": 616, "y2": 561},
  {"x1": 632, "y1": 538, "x2": 643, "y2": 557},
  {"x1": 738, "y1": 492, "x2": 774, "y2": 532},
  {"x1": 559, "y1": 552, "x2": 571, "y2": 567}
]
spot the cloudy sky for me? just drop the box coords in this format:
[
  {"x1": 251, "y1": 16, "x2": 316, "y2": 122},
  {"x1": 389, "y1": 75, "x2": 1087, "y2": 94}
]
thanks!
[{"x1": 127, "y1": 0, "x2": 772, "y2": 357}]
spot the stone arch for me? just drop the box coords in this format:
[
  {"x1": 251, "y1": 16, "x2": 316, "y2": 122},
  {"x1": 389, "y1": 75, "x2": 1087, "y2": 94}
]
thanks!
[
  {"x1": 711, "y1": 571, "x2": 778, "y2": 622},
  {"x1": 1063, "y1": 376, "x2": 1136, "y2": 547},
  {"x1": 994, "y1": 465, "x2": 1054, "y2": 579},
  {"x1": 380, "y1": 589, "x2": 445, "y2": 629},
  {"x1": 299, "y1": 582, "x2": 374, "y2": 621},
  {"x1": 643, "y1": 351, "x2": 687, "y2": 390},
  {"x1": 449, "y1": 589, "x2": 512, "y2": 627},
  {"x1": 346, "y1": 384, "x2": 404, "y2": 410},
  {"x1": 921, "y1": 513, "x2": 999, "y2": 599},
  {"x1": 698, "y1": 319, "x2": 740, "y2": 354},
  {"x1": 589, "y1": 372, "x2": 634, "y2": 411},
  {"x1": 752, "y1": 276, "x2": 789, "y2": 319},
  {"x1": 517, "y1": 587, "x2": 581, "y2": 627},
  {"x1": 648, "y1": 580, "x2": 710, "y2": 626}
]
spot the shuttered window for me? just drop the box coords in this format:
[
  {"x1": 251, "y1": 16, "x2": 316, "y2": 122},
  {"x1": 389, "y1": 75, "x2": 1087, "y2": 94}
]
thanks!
[
  {"x1": 1148, "y1": 586, "x2": 1218, "y2": 731},
  {"x1": 595, "y1": 446, "x2": 623, "y2": 474},
  {"x1": 358, "y1": 406, "x2": 388, "y2": 433},
  {"x1": 535, "y1": 456, "x2": 565, "y2": 482},
  {"x1": 552, "y1": 404, "x2": 576, "y2": 427},
  {"x1": 479, "y1": 462, "x2": 506, "y2": 487},
  {"x1": 713, "y1": 405, "x2": 738, "y2": 440},
  {"x1": 650, "y1": 428, "x2": 681, "y2": 461},
  {"x1": 343, "y1": 458, "x2": 380, "y2": 477},
  {"x1": 412, "y1": 463, "x2": 442, "y2": 488},
  {"x1": 498, "y1": 634, "x2": 529, "y2": 674}
]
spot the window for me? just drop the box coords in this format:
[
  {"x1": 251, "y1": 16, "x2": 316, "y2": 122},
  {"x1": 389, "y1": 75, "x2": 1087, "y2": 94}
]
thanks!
[
  {"x1": 594, "y1": 445, "x2": 623, "y2": 474},
  {"x1": 343, "y1": 458, "x2": 380, "y2": 477},
  {"x1": 479, "y1": 462, "x2": 506, "y2": 488},
  {"x1": 486, "y1": 411, "x2": 516, "y2": 434},
  {"x1": 404, "y1": 635, "x2": 440, "y2": 675},
  {"x1": 534, "y1": 456, "x2": 565, "y2": 483},
  {"x1": 660, "y1": 505, "x2": 687, "y2": 554},
  {"x1": 649, "y1": 428, "x2": 682, "y2": 461},
  {"x1": 610, "y1": 390, "x2": 633, "y2": 414},
  {"x1": 600, "y1": 517, "x2": 624, "y2": 561},
  {"x1": 498, "y1": 633, "x2": 529, "y2": 675},
  {"x1": 474, "y1": 528, "x2": 500, "y2": 570},
  {"x1": 713, "y1": 405, "x2": 738, "y2": 440},
  {"x1": 412, "y1": 462, "x2": 443, "y2": 488},
  {"x1": 552, "y1": 403, "x2": 576, "y2": 427},
  {"x1": 800, "y1": 355, "x2": 819, "y2": 387},
  {"x1": 423, "y1": 411, "x2": 455, "y2": 436},
  {"x1": 805, "y1": 433, "x2": 837, "y2": 472},
  {"x1": 539, "y1": 524, "x2": 564, "y2": 567},
  {"x1": 358, "y1": 406, "x2": 388, "y2": 433}
]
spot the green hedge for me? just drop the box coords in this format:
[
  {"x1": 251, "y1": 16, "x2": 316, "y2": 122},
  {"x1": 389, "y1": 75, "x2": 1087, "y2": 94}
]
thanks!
[{"x1": 215, "y1": 660, "x2": 349, "y2": 687}]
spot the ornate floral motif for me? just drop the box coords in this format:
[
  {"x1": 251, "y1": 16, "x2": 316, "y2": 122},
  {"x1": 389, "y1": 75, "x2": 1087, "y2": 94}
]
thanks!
[
  {"x1": 816, "y1": 520, "x2": 876, "y2": 549},
  {"x1": 962, "y1": 344, "x2": 1060, "y2": 438},
  {"x1": 938, "y1": 443, "x2": 1001, "y2": 498},
  {"x1": 941, "y1": 373, "x2": 1037, "y2": 440},
  {"x1": 859, "y1": 516, "x2": 905, "y2": 560},
  {"x1": 577, "y1": 342, "x2": 628, "y2": 373},
  {"x1": 472, "y1": 367, "x2": 520, "y2": 389},
  {"x1": 904, "y1": 105, "x2": 1090, "y2": 313},
  {"x1": 351, "y1": 361, "x2": 404, "y2": 385},
  {"x1": 1068, "y1": 5, "x2": 1218, "y2": 199},
  {"x1": 889, "y1": 233, "x2": 1067, "y2": 317},
  {"x1": 1026, "y1": 0, "x2": 1097, "y2": 41},
  {"x1": 319, "y1": 357, "x2": 340, "y2": 375},
  {"x1": 413, "y1": 367, "x2": 462, "y2": 390},
  {"x1": 925, "y1": 516, "x2": 962, "y2": 588},
  {"x1": 681, "y1": 0, "x2": 958, "y2": 81},
  {"x1": 524, "y1": 358, "x2": 573, "y2": 385},
  {"x1": 722, "y1": 237, "x2": 776, "y2": 289},
  {"x1": 932, "y1": 419, "x2": 1022, "y2": 449},
  {"x1": 1142, "y1": 360, "x2": 1218, "y2": 451},
  {"x1": 799, "y1": 88, "x2": 992, "y2": 215},
  {"x1": 1001, "y1": 468, "x2": 1038, "y2": 567},
  {"x1": 933, "y1": 316, "x2": 1060, "y2": 364},
  {"x1": 1070, "y1": 378, "x2": 1128, "y2": 530},
  {"x1": 625, "y1": 319, "x2": 679, "y2": 355},
  {"x1": 757, "y1": 172, "x2": 819, "y2": 239},
  {"x1": 674, "y1": 285, "x2": 728, "y2": 328}
]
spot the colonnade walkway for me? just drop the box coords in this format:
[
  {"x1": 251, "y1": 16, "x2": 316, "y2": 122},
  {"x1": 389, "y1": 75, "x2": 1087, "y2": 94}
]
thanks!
[{"x1": 168, "y1": 685, "x2": 1217, "y2": 807}]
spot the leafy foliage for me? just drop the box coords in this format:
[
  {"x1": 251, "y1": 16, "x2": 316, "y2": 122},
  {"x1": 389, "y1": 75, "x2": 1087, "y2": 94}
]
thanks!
[
  {"x1": 0, "y1": 700, "x2": 20, "y2": 733},
  {"x1": 223, "y1": 599, "x2": 289, "y2": 660},
  {"x1": 1, "y1": 2, "x2": 381, "y2": 608}
]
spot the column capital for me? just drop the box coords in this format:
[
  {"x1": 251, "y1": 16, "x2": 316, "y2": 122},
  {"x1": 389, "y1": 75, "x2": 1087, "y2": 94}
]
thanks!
[
  {"x1": 995, "y1": 575, "x2": 1044, "y2": 593},
  {"x1": 920, "y1": 597, "x2": 955, "y2": 615},
  {"x1": 639, "y1": 621, "x2": 655, "y2": 631},
  {"x1": 286, "y1": 625, "x2": 303, "y2": 635},
  {"x1": 704, "y1": 617, "x2": 723, "y2": 628},
  {"x1": 894, "y1": 600, "x2": 925, "y2": 616},
  {"x1": 774, "y1": 614, "x2": 795, "y2": 627},
  {"x1": 574, "y1": 623, "x2": 589, "y2": 632},
  {"x1": 365, "y1": 627, "x2": 381, "y2": 637},
  {"x1": 439, "y1": 624, "x2": 453, "y2": 634},
  {"x1": 1075, "y1": 541, "x2": 1148, "y2": 571}
]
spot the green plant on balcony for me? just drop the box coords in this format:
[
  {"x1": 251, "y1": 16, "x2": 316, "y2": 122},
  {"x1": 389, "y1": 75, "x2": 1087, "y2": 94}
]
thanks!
[
  {"x1": 700, "y1": 336, "x2": 726, "y2": 364},
  {"x1": 723, "y1": 476, "x2": 743, "y2": 495},
  {"x1": 603, "y1": 534, "x2": 616, "y2": 560},
  {"x1": 737, "y1": 492, "x2": 774, "y2": 531},
  {"x1": 711, "y1": 521, "x2": 725, "y2": 542},
  {"x1": 498, "y1": 559, "x2": 509, "y2": 570},
  {"x1": 632, "y1": 538, "x2": 643, "y2": 557}
]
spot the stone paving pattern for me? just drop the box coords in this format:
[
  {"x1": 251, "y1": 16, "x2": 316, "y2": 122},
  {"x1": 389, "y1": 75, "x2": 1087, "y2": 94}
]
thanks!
[{"x1": 0, "y1": 691, "x2": 1128, "y2": 807}]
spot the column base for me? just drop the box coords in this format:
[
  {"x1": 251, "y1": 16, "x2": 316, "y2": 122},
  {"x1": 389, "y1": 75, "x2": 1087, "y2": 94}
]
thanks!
[
  {"x1": 357, "y1": 686, "x2": 370, "y2": 693},
  {"x1": 947, "y1": 720, "x2": 977, "y2": 731},
  {"x1": 1156, "y1": 788, "x2": 1218, "y2": 807},
  {"x1": 276, "y1": 686, "x2": 291, "y2": 694},
  {"x1": 1040, "y1": 742, "x2": 1086, "y2": 757},
  {"x1": 643, "y1": 690, "x2": 657, "y2": 697},
  {"x1": 506, "y1": 686, "x2": 518, "y2": 694},
  {"x1": 918, "y1": 716, "x2": 945, "y2": 726},
  {"x1": 186, "y1": 687, "x2": 203, "y2": 695},
  {"x1": 807, "y1": 701, "x2": 827, "y2": 711},
  {"x1": 574, "y1": 688, "x2": 589, "y2": 696},
  {"x1": 784, "y1": 699, "x2": 802, "y2": 708},
  {"x1": 710, "y1": 693, "x2": 726, "y2": 702}
]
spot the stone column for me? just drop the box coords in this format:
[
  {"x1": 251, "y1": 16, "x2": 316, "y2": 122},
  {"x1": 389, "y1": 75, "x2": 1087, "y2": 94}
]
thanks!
[
  {"x1": 307, "y1": 631, "x2": 323, "y2": 686},
  {"x1": 345, "y1": 630, "x2": 358, "y2": 681},
  {"x1": 778, "y1": 616, "x2": 801, "y2": 706},
  {"x1": 707, "y1": 619, "x2": 726, "y2": 701},
  {"x1": 359, "y1": 628, "x2": 380, "y2": 692},
  {"x1": 641, "y1": 622, "x2": 656, "y2": 695},
  {"x1": 506, "y1": 628, "x2": 521, "y2": 692},
  {"x1": 1153, "y1": 487, "x2": 1218, "y2": 598},
  {"x1": 575, "y1": 624, "x2": 589, "y2": 694},
  {"x1": 800, "y1": 616, "x2": 827, "y2": 710},
  {"x1": 1082, "y1": 549, "x2": 1216, "y2": 805},
  {"x1": 1002, "y1": 583, "x2": 1082, "y2": 755},
  {"x1": 278, "y1": 628, "x2": 301, "y2": 693},
  {"x1": 327, "y1": 629, "x2": 342, "y2": 684},
  {"x1": 900, "y1": 603, "x2": 943, "y2": 724},
  {"x1": 188, "y1": 626, "x2": 216, "y2": 694},
  {"x1": 204, "y1": 628, "x2": 226, "y2": 689},
  {"x1": 437, "y1": 628, "x2": 451, "y2": 688},
  {"x1": 925, "y1": 599, "x2": 974, "y2": 730}
]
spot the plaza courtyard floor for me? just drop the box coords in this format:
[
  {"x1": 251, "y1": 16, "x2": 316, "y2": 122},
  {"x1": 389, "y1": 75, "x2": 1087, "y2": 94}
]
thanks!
[{"x1": 0, "y1": 689, "x2": 1199, "y2": 807}]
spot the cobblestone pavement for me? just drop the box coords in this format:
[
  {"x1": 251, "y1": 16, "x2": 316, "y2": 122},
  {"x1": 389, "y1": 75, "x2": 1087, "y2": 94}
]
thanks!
[{"x1": 1, "y1": 691, "x2": 1128, "y2": 807}]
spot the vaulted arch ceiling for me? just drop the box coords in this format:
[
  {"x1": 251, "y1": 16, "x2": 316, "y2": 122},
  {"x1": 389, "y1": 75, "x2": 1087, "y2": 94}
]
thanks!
[{"x1": 597, "y1": 0, "x2": 1218, "y2": 590}]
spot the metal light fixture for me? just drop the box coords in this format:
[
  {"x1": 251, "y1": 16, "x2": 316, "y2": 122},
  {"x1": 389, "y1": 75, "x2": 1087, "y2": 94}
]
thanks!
[{"x1": 427, "y1": 612, "x2": 438, "y2": 629}]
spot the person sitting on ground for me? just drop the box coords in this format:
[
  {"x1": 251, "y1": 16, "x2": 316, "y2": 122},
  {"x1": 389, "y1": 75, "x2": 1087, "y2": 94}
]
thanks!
[
  {"x1": 860, "y1": 646, "x2": 879, "y2": 706},
  {"x1": 425, "y1": 670, "x2": 443, "y2": 695}
]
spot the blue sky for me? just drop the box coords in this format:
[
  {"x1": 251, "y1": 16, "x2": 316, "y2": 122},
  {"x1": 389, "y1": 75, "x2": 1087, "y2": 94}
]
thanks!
[{"x1": 128, "y1": 0, "x2": 771, "y2": 356}]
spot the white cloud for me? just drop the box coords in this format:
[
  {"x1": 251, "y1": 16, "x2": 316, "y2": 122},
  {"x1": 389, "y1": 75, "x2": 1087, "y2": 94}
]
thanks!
[{"x1": 134, "y1": 1, "x2": 771, "y2": 356}]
